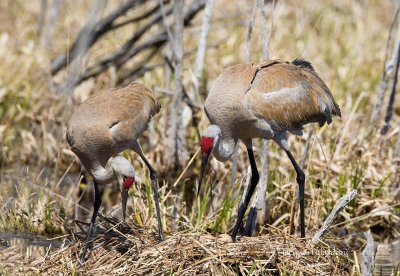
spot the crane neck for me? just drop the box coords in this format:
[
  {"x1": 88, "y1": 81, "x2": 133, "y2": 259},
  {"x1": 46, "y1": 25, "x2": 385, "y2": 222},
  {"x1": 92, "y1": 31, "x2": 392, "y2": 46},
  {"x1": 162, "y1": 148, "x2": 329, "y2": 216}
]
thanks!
[
  {"x1": 213, "y1": 135, "x2": 237, "y2": 162},
  {"x1": 89, "y1": 158, "x2": 116, "y2": 184}
]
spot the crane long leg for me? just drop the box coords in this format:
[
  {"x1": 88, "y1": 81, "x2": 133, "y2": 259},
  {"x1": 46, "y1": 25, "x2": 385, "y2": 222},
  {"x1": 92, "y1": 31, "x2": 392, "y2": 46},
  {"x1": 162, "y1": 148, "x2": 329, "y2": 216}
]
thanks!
[
  {"x1": 243, "y1": 205, "x2": 257, "y2": 237},
  {"x1": 285, "y1": 150, "x2": 306, "y2": 238},
  {"x1": 133, "y1": 142, "x2": 164, "y2": 241},
  {"x1": 80, "y1": 181, "x2": 102, "y2": 264},
  {"x1": 231, "y1": 146, "x2": 259, "y2": 241}
]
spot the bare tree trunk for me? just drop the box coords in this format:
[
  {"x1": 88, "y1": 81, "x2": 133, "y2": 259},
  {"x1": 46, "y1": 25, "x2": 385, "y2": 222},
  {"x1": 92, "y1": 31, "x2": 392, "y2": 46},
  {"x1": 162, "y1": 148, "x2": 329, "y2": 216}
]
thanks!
[
  {"x1": 230, "y1": 0, "x2": 258, "y2": 190},
  {"x1": 41, "y1": 0, "x2": 63, "y2": 50},
  {"x1": 65, "y1": 0, "x2": 106, "y2": 94},
  {"x1": 193, "y1": 0, "x2": 214, "y2": 102},
  {"x1": 245, "y1": 0, "x2": 258, "y2": 63},
  {"x1": 159, "y1": 0, "x2": 175, "y2": 56},
  {"x1": 37, "y1": 0, "x2": 48, "y2": 43},
  {"x1": 256, "y1": 0, "x2": 275, "y2": 226},
  {"x1": 395, "y1": 126, "x2": 400, "y2": 157},
  {"x1": 166, "y1": 0, "x2": 186, "y2": 170},
  {"x1": 369, "y1": 6, "x2": 400, "y2": 131},
  {"x1": 381, "y1": 27, "x2": 400, "y2": 134}
]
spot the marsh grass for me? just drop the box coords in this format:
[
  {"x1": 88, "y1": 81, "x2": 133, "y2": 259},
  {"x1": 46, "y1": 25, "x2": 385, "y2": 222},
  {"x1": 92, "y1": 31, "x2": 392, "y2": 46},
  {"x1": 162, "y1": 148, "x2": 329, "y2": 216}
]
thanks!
[{"x1": 1, "y1": 0, "x2": 400, "y2": 274}]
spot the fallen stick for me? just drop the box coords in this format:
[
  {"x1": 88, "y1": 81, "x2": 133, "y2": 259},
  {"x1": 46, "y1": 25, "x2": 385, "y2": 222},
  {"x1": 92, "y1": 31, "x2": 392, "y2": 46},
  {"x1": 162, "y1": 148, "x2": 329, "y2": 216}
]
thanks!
[
  {"x1": 360, "y1": 229, "x2": 377, "y2": 276},
  {"x1": 311, "y1": 189, "x2": 357, "y2": 245}
]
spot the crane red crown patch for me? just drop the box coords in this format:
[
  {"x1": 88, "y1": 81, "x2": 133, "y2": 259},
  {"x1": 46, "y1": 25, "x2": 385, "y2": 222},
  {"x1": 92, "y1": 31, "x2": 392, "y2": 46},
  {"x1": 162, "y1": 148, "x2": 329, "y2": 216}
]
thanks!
[
  {"x1": 123, "y1": 176, "x2": 134, "y2": 189},
  {"x1": 200, "y1": 136, "x2": 214, "y2": 154}
]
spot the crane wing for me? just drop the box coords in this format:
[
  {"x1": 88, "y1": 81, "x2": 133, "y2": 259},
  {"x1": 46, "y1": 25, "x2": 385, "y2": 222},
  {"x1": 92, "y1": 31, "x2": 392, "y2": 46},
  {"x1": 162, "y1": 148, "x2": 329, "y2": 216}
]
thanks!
[
  {"x1": 68, "y1": 83, "x2": 160, "y2": 154},
  {"x1": 245, "y1": 60, "x2": 341, "y2": 131}
]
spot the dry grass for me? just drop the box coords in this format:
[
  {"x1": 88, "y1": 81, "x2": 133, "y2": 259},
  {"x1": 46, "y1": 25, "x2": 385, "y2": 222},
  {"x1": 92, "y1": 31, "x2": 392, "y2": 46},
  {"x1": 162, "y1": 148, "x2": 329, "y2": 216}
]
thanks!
[
  {"x1": 0, "y1": 217, "x2": 353, "y2": 275},
  {"x1": 1, "y1": 0, "x2": 400, "y2": 275}
]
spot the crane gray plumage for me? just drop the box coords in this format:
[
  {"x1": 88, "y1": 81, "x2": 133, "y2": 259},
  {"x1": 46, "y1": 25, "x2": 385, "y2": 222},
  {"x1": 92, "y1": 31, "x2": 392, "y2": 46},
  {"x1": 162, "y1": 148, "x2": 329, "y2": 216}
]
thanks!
[
  {"x1": 199, "y1": 59, "x2": 341, "y2": 240},
  {"x1": 67, "y1": 82, "x2": 164, "y2": 263},
  {"x1": 204, "y1": 59, "x2": 340, "y2": 141},
  {"x1": 68, "y1": 83, "x2": 159, "y2": 171}
]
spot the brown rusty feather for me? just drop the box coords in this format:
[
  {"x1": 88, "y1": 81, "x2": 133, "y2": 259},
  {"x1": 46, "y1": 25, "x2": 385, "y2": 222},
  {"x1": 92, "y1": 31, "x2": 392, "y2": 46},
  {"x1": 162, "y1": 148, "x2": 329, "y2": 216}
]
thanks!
[
  {"x1": 246, "y1": 59, "x2": 341, "y2": 130},
  {"x1": 204, "y1": 59, "x2": 341, "y2": 139}
]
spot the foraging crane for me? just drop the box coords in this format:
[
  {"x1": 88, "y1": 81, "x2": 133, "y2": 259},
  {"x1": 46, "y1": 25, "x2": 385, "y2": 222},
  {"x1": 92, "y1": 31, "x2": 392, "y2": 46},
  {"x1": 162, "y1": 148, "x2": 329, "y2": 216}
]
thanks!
[
  {"x1": 66, "y1": 82, "x2": 164, "y2": 263},
  {"x1": 198, "y1": 59, "x2": 341, "y2": 240}
]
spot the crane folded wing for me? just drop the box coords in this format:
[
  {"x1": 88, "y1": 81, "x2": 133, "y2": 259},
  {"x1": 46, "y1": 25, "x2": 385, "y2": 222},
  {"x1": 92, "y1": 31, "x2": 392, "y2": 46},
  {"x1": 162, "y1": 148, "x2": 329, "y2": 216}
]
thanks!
[{"x1": 246, "y1": 61, "x2": 341, "y2": 132}]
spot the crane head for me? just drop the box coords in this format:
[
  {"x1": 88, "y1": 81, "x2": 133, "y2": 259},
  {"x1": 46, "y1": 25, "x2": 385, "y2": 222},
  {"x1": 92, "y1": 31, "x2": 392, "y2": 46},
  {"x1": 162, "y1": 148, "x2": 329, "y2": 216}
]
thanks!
[
  {"x1": 198, "y1": 125, "x2": 220, "y2": 196},
  {"x1": 110, "y1": 156, "x2": 136, "y2": 222},
  {"x1": 123, "y1": 176, "x2": 135, "y2": 190}
]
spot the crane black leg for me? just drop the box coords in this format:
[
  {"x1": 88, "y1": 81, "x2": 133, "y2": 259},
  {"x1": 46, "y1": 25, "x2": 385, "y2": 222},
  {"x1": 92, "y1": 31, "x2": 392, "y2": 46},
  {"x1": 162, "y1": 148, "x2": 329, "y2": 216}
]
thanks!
[
  {"x1": 80, "y1": 181, "x2": 102, "y2": 264},
  {"x1": 149, "y1": 169, "x2": 164, "y2": 241},
  {"x1": 231, "y1": 147, "x2": 259, "y2": 241},
  {"x1": 285, "y1": 150, "x2": 306, "y2": 238},
  {"x1": 243, "y1": 206, "x2": 257, "y2": 237},
  {"x1": 133, "y1": 142, "x2": 164, "y2": 241}
]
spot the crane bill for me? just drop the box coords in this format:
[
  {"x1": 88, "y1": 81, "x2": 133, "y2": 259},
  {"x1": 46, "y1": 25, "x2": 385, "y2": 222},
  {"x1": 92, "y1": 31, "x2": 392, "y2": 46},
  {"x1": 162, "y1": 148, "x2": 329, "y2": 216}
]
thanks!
[
  {"x1": 198, "y1": 153, "x2": 210, "y2": 197},
  {"x1": 121, "y1": 189, "x2": 128, "y2": 222}
]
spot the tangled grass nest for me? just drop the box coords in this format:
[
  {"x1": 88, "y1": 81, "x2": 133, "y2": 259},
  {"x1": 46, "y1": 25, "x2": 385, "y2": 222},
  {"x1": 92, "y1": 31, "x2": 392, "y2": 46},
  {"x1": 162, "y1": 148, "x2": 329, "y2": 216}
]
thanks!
[{"x1": 0, "y1": 216, "x2": 353, "y2": 275}]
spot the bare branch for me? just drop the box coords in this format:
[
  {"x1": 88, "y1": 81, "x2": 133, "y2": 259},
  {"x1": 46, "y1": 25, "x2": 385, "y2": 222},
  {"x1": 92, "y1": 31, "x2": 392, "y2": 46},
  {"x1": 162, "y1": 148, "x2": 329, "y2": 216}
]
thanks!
[
  {"x1": 165, "y1": 0, "x2": 187, "y2": 170},
  {"x1": 159, "y1": 0, "x2": 176, "y2": 56},
  {"x1": 230, "y1": 144, "x2": 239, "y2": 189},
  {"x1": 311, "y1": 189, "x2": 357, "y2": 245},
  {"x1": 65, "y1": 0, "x2": 106, "y2": 93},
  {"x1": 381, "y1": 19, "x2": 400, "y2": 134},
  {"x1": 117, "y1": 48, "x2": 160, "y2": 85},
  {"x1": 36, "y1": 0, "x2": 48, "y2": 42},
  {"x1": 369, "y1": 6, "x2": 400, "y2": 130},
  {"x1": 69, "y1": 1, "x2": 205, "y2": 88},
  {"x1": 256, "y1": 0, "x2": 275, "y2": 226},
  {"x1": 51, "y1": 0, "x2": 147, "y2": 75},
  {"x1": 245, "y1": 0, "x2": 258, "y2": 63},
  {"x1": 300, "y1": 127, "x2": 314, "y2": 169},
  {"x1": 256, "y1": 139, "x2": 268, "y2": 225},
  {"x1": 110, "y1": 2, "x2": 166, "y2": 30},
  {"x1": 260, "y1": 0, "x2": 275, "y2": 60},
  {"x1": 41, "y1": 0, "x2": 63, "y2": 50},
  {"x1": 230, "y1": 0, "x2": 258, "y2": 190},
  {"x1": 195, "y1": 0, "x2": 215, "y2": 81}
]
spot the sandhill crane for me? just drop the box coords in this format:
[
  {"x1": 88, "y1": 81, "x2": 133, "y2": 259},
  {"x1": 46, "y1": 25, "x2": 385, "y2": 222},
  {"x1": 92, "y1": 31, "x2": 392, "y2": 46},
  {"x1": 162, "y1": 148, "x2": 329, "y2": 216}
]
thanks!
[
  {"x1": 66, "y1": 82, "x2": 164, "y2": 263},
  {"x1": 198, "y1": 59, "x2": 341, "y2": 240}
]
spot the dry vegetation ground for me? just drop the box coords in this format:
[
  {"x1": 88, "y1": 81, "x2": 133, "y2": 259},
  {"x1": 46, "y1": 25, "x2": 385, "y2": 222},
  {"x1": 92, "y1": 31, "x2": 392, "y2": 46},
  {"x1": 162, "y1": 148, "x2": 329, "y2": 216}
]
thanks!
[{"x1": 0, "y1": 0, "x2": 400, "y2": 275}]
